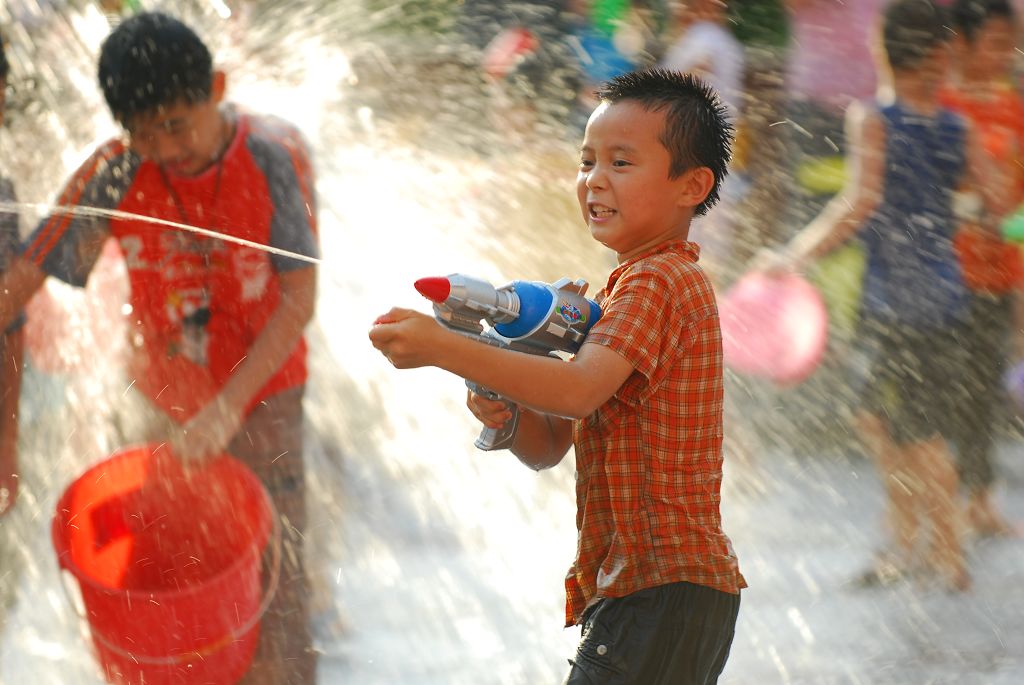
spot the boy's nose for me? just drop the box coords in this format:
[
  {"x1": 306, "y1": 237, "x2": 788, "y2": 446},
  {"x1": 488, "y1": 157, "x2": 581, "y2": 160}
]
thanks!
[
  {"x1": 584, "y1": 167, "x2": 607, "y2": 191},
  {"x1": 152, "y1": 135, "x2": 186, "y2": 165},
  {"x1": 134, "y1": 131, "x2": 185, "y2": 166}
]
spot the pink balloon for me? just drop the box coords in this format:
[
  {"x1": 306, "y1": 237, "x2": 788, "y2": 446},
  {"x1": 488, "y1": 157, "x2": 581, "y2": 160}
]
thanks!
[{"x1": 718, "y1": 272, "x2": 829, "y2": 386}]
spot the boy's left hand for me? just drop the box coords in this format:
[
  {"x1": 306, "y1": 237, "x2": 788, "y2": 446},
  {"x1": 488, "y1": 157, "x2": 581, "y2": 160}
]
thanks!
[
  {"x1": 369, "y1": 307, "x2": 446, "y2": 369},
  {"x1": 171, "y1": 397, "x2": 245, "y2": 466}
]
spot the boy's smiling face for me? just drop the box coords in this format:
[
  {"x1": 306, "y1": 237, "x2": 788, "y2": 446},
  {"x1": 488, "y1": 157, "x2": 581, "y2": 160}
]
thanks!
[{"x1": 577, "y1": 100, "x2": 711, "y2": 263}]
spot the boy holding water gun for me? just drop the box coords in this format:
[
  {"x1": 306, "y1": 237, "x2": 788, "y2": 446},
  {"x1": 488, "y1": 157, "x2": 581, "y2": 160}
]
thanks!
[{"x1": 371, "y1": 69, "x2": 745, "y2": 685}]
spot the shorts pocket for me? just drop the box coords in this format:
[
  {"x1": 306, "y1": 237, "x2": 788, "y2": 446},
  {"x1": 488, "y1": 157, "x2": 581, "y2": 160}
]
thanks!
[{"x1": 567, "y1": 598, "x2": 643, "y2": 685}]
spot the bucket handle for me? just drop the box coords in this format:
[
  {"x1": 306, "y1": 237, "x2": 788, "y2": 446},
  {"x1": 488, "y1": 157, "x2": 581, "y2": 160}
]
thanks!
[{"x1": 59, "y1": 494, "x2": 283, "y2": 667}]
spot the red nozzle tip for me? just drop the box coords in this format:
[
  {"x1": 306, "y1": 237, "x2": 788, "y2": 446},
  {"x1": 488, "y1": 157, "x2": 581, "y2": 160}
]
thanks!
[{"x1": 415, "y1": 277, "x2": 451, "y2": 304}]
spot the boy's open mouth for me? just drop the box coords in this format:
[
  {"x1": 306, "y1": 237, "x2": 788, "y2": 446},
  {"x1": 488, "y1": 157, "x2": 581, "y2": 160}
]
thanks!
[{"x1": 589, "y1": 203, "x2": 616, "y2": 219}]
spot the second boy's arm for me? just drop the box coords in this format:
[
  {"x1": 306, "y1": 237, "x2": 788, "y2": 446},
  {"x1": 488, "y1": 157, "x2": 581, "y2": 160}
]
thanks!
[
  {"x1": 0, "y1": 258, "x2": 47, "y2": 333},
  {"x1": 0, "y1": 327, "x2": 23, "y2": 515},
  {"x1": 776, "y1": 101, "x2": 886, "y2": 269},
  {"x1": 174, "y1": 265, "x2": 317, "y2": 461}
]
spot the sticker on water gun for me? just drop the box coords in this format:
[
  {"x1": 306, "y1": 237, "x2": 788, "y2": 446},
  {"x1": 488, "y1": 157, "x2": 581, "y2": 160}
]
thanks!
[{"x1": 559, "y1": 301, "x2": 586, "y2": 325}]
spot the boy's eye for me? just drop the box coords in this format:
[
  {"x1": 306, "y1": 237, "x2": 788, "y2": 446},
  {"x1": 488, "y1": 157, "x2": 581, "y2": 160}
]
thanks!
[
  {"x1": 612, "y1": 159, "x2": 630, "y2": 167},
  {"x1": 579, "y1": 159, "x2": 594, "y2": 169}
]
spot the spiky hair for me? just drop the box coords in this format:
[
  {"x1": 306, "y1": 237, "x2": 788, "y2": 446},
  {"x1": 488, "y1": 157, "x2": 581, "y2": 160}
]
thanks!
[{"x1": 595, "y1": 69, "x2": 734, "y2": 216}]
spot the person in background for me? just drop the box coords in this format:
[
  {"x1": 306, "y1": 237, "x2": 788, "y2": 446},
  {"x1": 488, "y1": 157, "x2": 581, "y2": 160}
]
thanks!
[
  {"x1": 0, "y1": 32, "x2": 25, "y2": 517},
  {"x1": 727, "y1": 0, "x2": 793, "y2": 264},
  {"x1": 764, "y1": 0, "x2": 1015, "y2": 591},
  {"x1": 658, "y1": 0, "x2": 745, "y2": 284},
  {"x1": 784, "y1": 0, "x2": 886, "y2": 220},
  {"x1": 0, "y1": 13, "x2": 319, "y2": 682},
  {"x1": 942, "y1": 0, "x2": 1024, "y2": 538}
]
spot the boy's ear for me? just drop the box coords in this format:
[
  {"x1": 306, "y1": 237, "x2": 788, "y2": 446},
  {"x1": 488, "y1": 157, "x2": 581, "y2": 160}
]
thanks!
[
  {"x1": 676, "y1": 167, "x2": 715, "y2": 209},
  {"x1": 211, "y1": 70, "x2": 227, "y2": 105}
]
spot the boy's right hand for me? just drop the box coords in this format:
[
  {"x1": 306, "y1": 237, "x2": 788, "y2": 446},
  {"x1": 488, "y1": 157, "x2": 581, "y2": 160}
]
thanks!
[
  {"x1": 369, "y1": 307, "x2": 447, "y2": 369},
  {"x1": 466, "y1": 389, "x2": 514, "y2": 430}
]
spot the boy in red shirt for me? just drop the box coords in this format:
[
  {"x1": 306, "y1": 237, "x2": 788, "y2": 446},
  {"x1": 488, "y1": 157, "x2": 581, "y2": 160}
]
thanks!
[
  {"x1": 370, "y1": 69, "x2": 745, "y2": 685},
  {"x1": 0, "y1": 13, "x2": 318, "y2": 683},
  {"x1": 942, "y1": 0, "x2": 1024, "y2": 537}
]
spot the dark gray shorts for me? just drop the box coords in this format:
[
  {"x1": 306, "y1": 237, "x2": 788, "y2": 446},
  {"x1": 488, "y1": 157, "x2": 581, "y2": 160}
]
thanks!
[
  {"x1": 857, "y1": 319, "x2": 966, "y2": 446},
  {"x1": 563, "y1": 582, "x2": 740, "y2": 685}
]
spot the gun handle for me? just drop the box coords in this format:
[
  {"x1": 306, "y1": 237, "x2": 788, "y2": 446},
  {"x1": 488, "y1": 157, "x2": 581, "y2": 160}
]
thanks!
[
  {"x1": 466, "y1": 381, "x2": 521, "y2": 451},
  {"x1": 475, "y1": 405, "x2": 521, "y2": 451}
]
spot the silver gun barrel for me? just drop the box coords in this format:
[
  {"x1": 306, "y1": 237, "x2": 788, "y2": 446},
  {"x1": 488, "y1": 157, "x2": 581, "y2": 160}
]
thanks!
[{"x1": 445, "y1": 274, "x2": 520, "y2": 325}]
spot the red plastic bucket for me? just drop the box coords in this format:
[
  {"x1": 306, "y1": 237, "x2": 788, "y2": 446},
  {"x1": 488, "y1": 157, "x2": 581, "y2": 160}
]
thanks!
[{"x1": 52, "y1": 445, "x2": 276, "y2": 685}]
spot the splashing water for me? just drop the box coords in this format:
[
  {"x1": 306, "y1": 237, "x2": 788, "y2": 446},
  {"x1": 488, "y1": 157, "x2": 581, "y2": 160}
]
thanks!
[
  {"x1": 1, "y1": 2, "x2": 1024, "y2": 684},
  {"x1": 0, "y1": 202, "x2": 322, "y2": 265}
]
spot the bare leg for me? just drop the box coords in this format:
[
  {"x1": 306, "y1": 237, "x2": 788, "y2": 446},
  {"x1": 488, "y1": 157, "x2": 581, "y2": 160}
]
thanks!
[
  {"x1": 909, "y1": 436, "x2": 969, "y2": 591},
  {"x1": 966, "y1": 487, "x2": 1017, "y2": 538},
  {"x1": 858, "y1": 412, "x2": 920, "y2": 567}
]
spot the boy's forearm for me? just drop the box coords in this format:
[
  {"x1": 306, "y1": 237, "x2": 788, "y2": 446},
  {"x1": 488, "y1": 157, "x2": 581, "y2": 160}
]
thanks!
[
  {"x1": 435, "y1": 332, "x2": 600, "y2": 420},
  {"x1": 0, "y1": 330, "x2": 23, "y2": 445},
  {"x1": 0, "y1": 258, "x2": 47, "y2": 332},
  {"x1": 509, "y1": 409, "x2": 573, "y2": 470},
  {"x1": 218, "y1": 266, "x2": 316, "y2": 411},
  {"x1": 786, "y1": 192, "x2": 873, "y2": 267}
]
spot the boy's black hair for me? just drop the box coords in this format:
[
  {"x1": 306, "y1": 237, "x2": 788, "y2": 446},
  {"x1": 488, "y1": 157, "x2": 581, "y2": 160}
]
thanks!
[
  {"x1": 97, "y1": 12, "x2": 213, "y2": 125},
  {"x1": 0, "y1": 32, "x2": 9, "y2": 81},
  {"x1": 883, "y1": 0, "x2": 952, "y2": 71},
  {"x1": 595, "y1": 68, "x2": 733, "y2": 217},
  {"x1": 952, "y1": 0, "x2": 1015, "y2": 43}
]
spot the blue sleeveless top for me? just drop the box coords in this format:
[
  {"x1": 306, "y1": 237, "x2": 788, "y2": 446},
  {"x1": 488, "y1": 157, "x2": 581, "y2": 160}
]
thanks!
[{"x1": 858, "y1": 101, "x2": 968, "y2": 328}]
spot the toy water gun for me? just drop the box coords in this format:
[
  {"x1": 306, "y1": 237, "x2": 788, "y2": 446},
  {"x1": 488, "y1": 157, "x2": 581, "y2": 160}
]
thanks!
[{"x1": 415, "y1": 274, "x2": 602, "y2": 451}]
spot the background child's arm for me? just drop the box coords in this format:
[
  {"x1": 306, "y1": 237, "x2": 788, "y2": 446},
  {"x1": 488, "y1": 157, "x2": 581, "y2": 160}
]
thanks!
[
  {"x1": 778, "y1": 100, "x2": 886, "y2": 268},
  {"x1": 370, "y1": 308, "x2": 634, "y2": 421},
  {"x1": 0, "y1": 327, "x2": 23, "y2": 515},
  {"x1": 467, "y1": 391, "x2": 573, "y2": 470},
  {"x1": 963, "y1": 122, "x2": 1016, "y2": 228}
]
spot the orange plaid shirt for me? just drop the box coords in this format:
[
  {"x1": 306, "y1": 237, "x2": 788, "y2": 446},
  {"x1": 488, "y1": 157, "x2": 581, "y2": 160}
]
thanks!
[{"x1": 566, "y1": 239, "x2": 746, "y2": 626}]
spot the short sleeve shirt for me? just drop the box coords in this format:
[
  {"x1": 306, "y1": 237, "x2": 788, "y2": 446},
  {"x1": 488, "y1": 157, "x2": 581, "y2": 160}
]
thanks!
[
  {"x1": 566, "y1": 240, "x2": 745, "y2": 626},
  {"x1": 20, "y1": 110, "x2": 318, "y2": 420}
]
